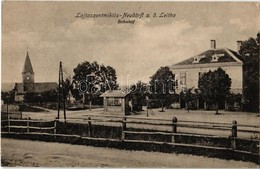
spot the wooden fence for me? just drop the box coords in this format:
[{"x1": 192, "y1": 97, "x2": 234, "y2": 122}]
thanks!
[
  {"x1": 2, "y1": 116, "x2": 259, "y2": 148},
  {"x1": 62, "y1": 115, "x2": 259, "y2": 139},
  {"x1": 1, "y1": 119, "x2": 54, "y2": 134}
]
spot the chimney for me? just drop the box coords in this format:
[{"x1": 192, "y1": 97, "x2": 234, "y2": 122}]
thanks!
[
  {"x1": 237, "y1": 41, "x2": 242, "y2": 52},
  {"x1": 211, "y1": 40, "x2": 216, "y2": 49}
]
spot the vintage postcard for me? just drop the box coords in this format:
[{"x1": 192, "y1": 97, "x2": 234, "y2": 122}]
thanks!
[{"x1": 1, "y1": 1, "x2": 259, "y2": 168}]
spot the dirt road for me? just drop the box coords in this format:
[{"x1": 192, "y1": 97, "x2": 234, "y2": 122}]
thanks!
[
  {"x1": 1, "y1": 138, "x2": 258, "y2": 167},
  {"x1": 23, "y1": 107, "x2": 260, "y2": 126},
  {"x1": 22, "y1": 108, "x2": 260, "y2": 139}
]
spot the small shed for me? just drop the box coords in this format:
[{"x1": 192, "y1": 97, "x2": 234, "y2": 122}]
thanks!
[{"x1": 100, "y1": 90, "x2": 130, "y2": 115}]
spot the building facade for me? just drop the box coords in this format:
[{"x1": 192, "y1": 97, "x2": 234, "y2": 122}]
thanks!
[{"x1": 169, "y1": 40, "x2": 243, "y2": 109}]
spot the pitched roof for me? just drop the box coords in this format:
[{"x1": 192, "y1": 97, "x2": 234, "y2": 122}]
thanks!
[
  {"x1": 14, "y1": 82, "x2": 58, "y2": 94},
  {"x1": 22, "y1": 51, "x2": 34, "y2": 74},
  {"x1": 173, "y1": 48, "x2": 242, "y2": 66},
  {"x1": 100, "y1": 90, "x2": 129, "y2": 98}
]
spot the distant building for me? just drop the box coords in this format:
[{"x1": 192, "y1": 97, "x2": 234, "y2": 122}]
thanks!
[
  {"x1": 100, "y1": 90, "x2": 130, "y2": 115},
  {"x1": 100, "y1": 88, "x2": 143, "y2": 115},
  {"x1": 14, "y1": 50, "x2": 58, "y2": 102},
  {"x1": 170, "y1": 40, "x2": 243, "y2": 109}
]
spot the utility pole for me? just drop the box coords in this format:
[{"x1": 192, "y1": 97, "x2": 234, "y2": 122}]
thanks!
[
  {"x1": 58, "y1": 61, "x2": 66, "y2": 122},
  {"x1": 58, "y1": 63, "x2": 61, "y2": 119},
  {"x1": 61, "y1": 63, "x2": 66, "y2": 122}
]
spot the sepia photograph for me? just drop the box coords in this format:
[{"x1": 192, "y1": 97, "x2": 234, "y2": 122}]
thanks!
[{"x1": 1, "y1": 1, "x2": 260, "y2": 168}]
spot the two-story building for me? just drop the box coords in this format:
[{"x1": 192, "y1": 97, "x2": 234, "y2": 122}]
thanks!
[{"x1": 170, "y1": 40, "x2": 243, "y2": 109}]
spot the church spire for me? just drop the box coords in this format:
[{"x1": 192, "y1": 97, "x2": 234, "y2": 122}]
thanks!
[
  {"x1": 22, "y1": 48, "x2": 34, "y2": 83},
  {"x1": 22, "y1": 48, "x2": 34, "y2": 74}
]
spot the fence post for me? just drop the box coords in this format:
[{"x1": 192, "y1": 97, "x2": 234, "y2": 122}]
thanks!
[
  {"x1": 88, "y1": 117, "x2": 92, "y2": 137},
  {"x1": 8, "y1": 118, "x2": 10, "y2": 133},
  {"x1": 172, "y1": 117, "x2": 177, "y2": 143},
  {"x1": 122, "y1": 117, "x2": 126, "y2": 141},
  {"x1": 54, "y1": 120, "x2": 57, "y2": 138},
  {"x1": 27, "y1": 118, "x2": 30, "y2": 133},
  {"x1": 231, "y1": 120, "x2": 237, "y2": 150}
]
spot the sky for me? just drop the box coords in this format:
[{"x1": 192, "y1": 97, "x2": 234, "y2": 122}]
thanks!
[{"x1": 2, "y1": 1, "x2": 260, "y2": 85}]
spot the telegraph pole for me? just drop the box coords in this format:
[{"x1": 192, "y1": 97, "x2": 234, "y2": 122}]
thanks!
[
  {"x1": 58, "y1": 63, "x2": 61, "y2": 119},
  {"x1": 61, "y1": 62, "x2": 66, "y2": 122},
  {"x1": 58, "y1": 61, "x2": 66, "y2": 122}
]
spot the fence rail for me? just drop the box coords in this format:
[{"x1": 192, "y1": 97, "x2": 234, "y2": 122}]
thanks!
[
  {"x1": 59, "y1": 114, "x2": 260, "y2": 128},
  {"x1": 1, "y1": 116, "x2": 259, "y2": 153},
  {"x1": 55, "y1": 116, "x2": 260, "y2": 135}
]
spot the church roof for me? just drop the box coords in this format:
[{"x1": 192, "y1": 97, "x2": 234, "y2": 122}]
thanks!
[
  {"x1": 14, "y1": 82, "x2": 58, "y2": 94},
  {"x1": 22, "y1": 51, "x2": 34, "y2": 74},
  {"x1": 172, "y1": 48, "x2": 242, "y2": 67}
]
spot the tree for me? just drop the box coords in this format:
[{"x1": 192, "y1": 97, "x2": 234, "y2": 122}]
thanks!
[
  {"x1": 239, "y1": 32, "x2": 259, "y2": 112},
  {"x1": 60, "y1": 76, "x2": 74, "y2": 104},
  {"x1": 226, "y1": 93, "x2": 242, "y2": 111},
  {"x1": 24, "y1": 92, "x2": 42, "y2": 103},
  {"x1": 1, "y1": 91, "x2": 14, "y2": 104},
  {"x1": 198, "y1": 68, "x2": 231, "y2": 114},
  {"x1": 129, "y1": 81, "x2": 149, "y2": 111},
  {"x1": 149, "y1": 66, "x2": 175, "y2": 112},
  {"x1": 180, "y1": 88, "x2": 197, "y2": 113},
  {"x1": 73, "y1": 61, "x2": 118, "y2": 105},
  {"x1": 41, "y1": 89, "x2": 58, "y2": 102},
  {"x1": 63, "y1": 77, "x2": 72, "y2": 96},
  {"x1": 24, "y1": 89, "x2": 58, "y2": 103}
]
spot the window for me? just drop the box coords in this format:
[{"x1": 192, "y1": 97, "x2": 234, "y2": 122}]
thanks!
[
  {"x1": 193, "y1": 57, "x2": 199, "y2": 63},
  {"x1": 193, "y1": 55, "x2": 205, "y2": 63},
  {"x1": 180, "y1": 72, "x2": 186, "y2": 85}
]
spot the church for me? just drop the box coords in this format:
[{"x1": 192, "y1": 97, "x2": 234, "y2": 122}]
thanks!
[{"x1": 14, "y1": 50, "x2": 58, "y2": 102}]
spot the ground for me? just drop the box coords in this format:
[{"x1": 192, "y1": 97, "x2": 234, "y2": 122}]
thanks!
[
  {"x1": 22, "y1": 107, "x2": 260, "y2": 139},
  {"x1": 1, "y1": 138, "x2": 259, "y2": 168},
  {"x1": 24, "y1": 106, "x2": 260, "y2": 125},
  {"x1": 2, "y1": 106, "x2": 259, "y2": 167}
]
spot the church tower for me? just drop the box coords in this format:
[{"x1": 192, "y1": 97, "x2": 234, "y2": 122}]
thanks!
[{"x1": 22, "y1": 50, "x2": 34, "y2": 84}]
